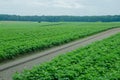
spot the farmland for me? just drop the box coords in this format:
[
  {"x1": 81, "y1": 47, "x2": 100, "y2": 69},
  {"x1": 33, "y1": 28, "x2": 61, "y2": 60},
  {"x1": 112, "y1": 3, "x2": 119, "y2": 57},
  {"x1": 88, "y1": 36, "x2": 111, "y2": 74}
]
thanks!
[
  {"x1": 13, "y1": 32, "x2": 120, "y2": 80},
  {"x1": 0, "y1": 21, "x2": 120, "y2": 62}
]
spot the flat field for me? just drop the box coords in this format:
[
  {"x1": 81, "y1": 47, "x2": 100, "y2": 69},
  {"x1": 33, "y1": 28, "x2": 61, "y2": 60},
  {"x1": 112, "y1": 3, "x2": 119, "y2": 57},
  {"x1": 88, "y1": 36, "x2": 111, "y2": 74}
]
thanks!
[
  {"x1": 13, "y1": 32, "x2": 120, "y2": 80},
  {"x1": 0, "y1": 21, "x2": 120, "y2": 62}
]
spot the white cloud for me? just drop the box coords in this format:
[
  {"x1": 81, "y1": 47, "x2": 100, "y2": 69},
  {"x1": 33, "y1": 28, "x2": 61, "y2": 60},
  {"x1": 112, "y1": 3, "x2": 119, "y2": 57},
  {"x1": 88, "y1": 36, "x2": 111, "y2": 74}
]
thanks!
[
  {"x1": 0, "y1": 0, "x2": 119, "y2": 16},
  {"x1": 52, "y1": 0, "x2": 84, "y2": 9}
]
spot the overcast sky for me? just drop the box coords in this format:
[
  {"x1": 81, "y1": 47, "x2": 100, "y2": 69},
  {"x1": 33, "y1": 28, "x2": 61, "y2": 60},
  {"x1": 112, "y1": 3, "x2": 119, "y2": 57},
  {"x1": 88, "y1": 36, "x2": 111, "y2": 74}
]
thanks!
[{"x1": 0, "y1": 0, "x2": 120, "y2": 16}]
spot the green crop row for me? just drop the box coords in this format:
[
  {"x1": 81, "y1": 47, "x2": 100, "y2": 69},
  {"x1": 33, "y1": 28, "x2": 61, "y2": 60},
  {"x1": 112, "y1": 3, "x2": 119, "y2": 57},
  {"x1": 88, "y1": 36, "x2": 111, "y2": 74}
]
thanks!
[
  {"x1": 0, "y1": 22, "x2": 120, "y2": 62},
  {"x1": 13, "y1": 33, "x2": 120, "y2": 80}
]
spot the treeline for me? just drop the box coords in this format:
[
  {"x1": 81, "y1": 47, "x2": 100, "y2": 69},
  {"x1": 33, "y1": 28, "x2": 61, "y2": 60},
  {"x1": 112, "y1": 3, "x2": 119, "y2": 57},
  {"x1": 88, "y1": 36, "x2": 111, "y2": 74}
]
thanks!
[{"x1": 0, "y1": 14, "x2": 120, "y2": 22}]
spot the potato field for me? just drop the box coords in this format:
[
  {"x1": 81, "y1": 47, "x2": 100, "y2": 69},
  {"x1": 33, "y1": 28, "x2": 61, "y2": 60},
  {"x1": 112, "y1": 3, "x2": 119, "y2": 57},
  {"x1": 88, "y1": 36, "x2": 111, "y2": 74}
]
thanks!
[
  {"x1": 13, "y1": 32, "x2": 120, "y2": 80},
  {"x1": 0, "y1": 22, "x2": 120, "y2": 62}
]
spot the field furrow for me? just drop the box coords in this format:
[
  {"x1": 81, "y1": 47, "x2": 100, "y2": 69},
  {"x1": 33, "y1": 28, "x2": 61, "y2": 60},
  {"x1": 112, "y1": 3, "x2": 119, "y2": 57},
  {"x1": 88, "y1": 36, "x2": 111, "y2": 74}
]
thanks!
[
  {"x1": 13, "y1": 31, "x2": 120, "y2": 80},
  {"x1": 0, "y1": 22, "x2": 120, "y2": 62}
]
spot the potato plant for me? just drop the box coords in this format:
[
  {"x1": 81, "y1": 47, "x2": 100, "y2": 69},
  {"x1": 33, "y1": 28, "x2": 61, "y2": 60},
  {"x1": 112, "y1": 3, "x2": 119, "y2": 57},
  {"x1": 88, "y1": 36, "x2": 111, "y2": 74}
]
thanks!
[
  {"x1": 13, "y1": 33, "x2": 120, "y2": 80},
  {"x1": 0, "y1": 22, "x2": 120, "y2": 62}
]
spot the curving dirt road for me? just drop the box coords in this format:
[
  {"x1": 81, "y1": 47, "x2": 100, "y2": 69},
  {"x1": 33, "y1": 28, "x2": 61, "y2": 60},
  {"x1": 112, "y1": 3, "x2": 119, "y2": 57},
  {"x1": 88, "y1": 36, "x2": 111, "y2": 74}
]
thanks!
[{"x1": 0, "y1": 28, "x2": 120, "y2": 80}]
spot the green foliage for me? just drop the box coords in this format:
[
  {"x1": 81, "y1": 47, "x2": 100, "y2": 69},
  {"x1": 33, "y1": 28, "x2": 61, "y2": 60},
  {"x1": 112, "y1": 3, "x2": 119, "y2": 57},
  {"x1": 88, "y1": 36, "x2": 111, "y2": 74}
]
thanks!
[
  {"x1": 0, "y1": 22, "x2": 120, "y2": 62},
  {"x1": 0, "y1": 14, "x2": 120, "y2": 22},
  {"x1": 13, "y1": 33, "x2": 120, "y2": 80}
]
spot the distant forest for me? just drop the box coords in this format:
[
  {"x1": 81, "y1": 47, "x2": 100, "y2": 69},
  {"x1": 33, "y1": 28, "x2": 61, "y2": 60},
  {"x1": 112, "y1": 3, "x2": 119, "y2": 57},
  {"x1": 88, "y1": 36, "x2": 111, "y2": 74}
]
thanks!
[{"x1": 0, "y1": 14, "x2": 120, "y2": 22}]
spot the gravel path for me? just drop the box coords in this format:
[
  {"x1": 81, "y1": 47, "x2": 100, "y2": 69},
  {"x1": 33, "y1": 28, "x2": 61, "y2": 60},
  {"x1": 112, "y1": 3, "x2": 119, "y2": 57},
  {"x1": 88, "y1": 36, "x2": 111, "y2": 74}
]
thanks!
[{"x1": 0, "y1": 28, "x2": 120, "y2": 80}]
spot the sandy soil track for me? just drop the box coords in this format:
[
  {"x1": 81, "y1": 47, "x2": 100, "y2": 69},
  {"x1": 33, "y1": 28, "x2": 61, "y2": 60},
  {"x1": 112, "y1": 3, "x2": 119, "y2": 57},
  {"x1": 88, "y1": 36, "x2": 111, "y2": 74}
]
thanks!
[{"x1": 0, "y1": 28, "x2": 120, "y2": 80}]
